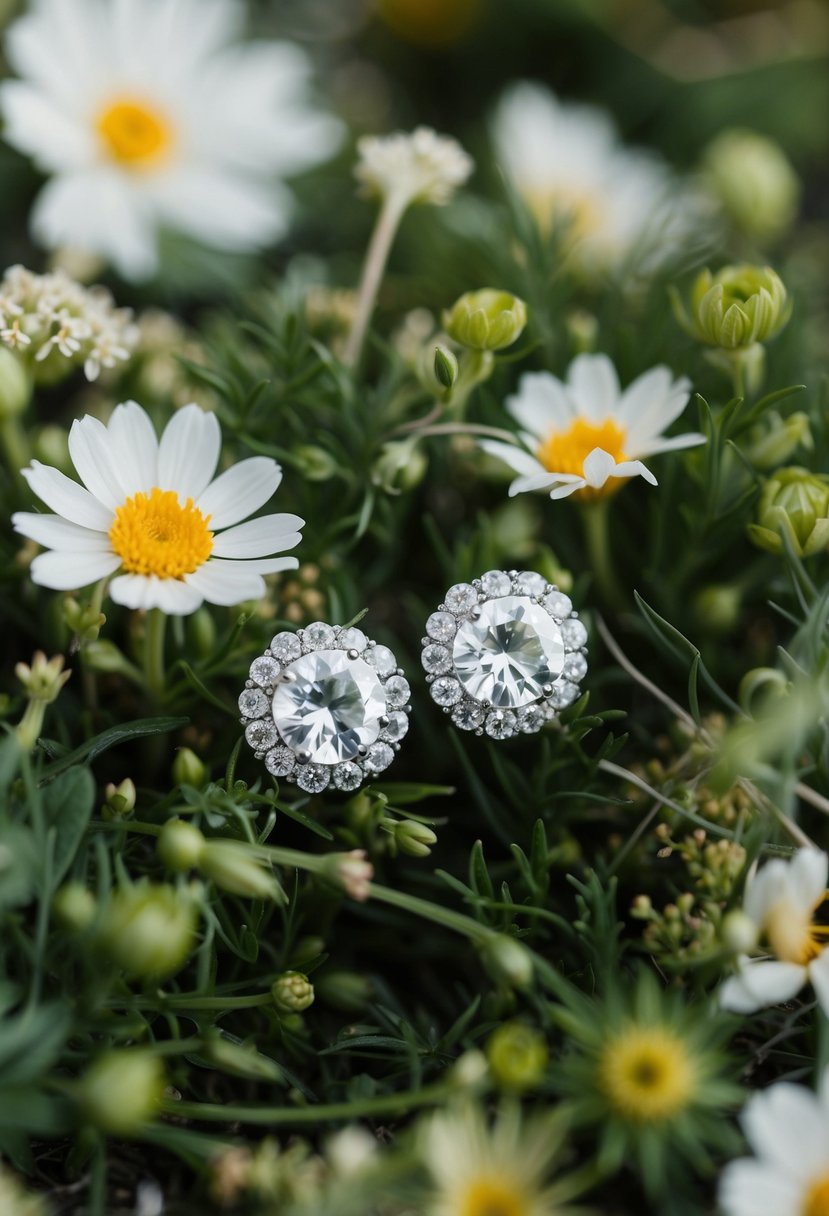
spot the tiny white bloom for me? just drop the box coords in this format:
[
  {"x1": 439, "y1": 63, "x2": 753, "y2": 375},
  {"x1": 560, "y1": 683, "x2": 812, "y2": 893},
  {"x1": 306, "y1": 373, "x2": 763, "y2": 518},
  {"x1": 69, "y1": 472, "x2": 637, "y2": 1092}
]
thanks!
[
  {"x1": 355, "y1": 126, "x2": 473, "y2": 212},
  {"x1": 0, "y1": 0, "x2": 342, "y2": 280},
  {"x1": 720, "y1": 848, "x2": 829, "y2": 1015},
  {"x1": 478, "y1": 353, "x2": 703, "y2": 500},
  {"x1": 719, "y1": 1073, "x2": 829, "y2": 1216},
  {"x1": 12, "y1": 401, "x2": 304, "y2": 615},
  {"x1": 0, "y1": 263, "x2": 136, "y2": 381},
  {"x1": 491, "y1": 81, "x2": 709, "y2": 273}
]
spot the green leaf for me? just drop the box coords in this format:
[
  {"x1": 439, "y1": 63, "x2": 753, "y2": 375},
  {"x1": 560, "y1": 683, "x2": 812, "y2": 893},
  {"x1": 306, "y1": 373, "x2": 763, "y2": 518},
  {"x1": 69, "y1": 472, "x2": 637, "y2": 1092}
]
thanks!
[
  {"x1": 178, "y1": 662, "x2": 238, "y2": 717},
  {"x1": 469, "y1": 839, "x2": 495, "y2": 900},
  {"x1": 38, "y1": 717, "x2": 189, "y2": 782},
  {"x1": 370, "y1": 782, "x2": 455, "y2": 805},
  {"x1": 42, "y1": 766, "x2": 95, "y2": 886},
  {"x1": 0, "y1": 1004, "x2": 71, "y2": 1086}
]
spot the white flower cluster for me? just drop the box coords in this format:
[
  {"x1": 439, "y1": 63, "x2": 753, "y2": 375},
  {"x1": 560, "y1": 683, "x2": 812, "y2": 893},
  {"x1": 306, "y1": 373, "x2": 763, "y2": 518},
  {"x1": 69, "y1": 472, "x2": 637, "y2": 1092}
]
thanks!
[
  {"x1": 355, "y1": 126, "x2": 473, "y2": 210},
  {"x1": 0, "y1": 264, "x2": 137, "y2": 381}
]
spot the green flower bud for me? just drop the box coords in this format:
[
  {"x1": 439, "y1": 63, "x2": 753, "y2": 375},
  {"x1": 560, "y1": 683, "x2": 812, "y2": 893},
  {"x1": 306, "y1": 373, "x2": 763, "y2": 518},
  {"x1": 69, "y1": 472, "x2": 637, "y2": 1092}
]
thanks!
[
  {"x1": 63, "y1": 595, "x2": 106, "y2": 644},
  {"x1": 433, "y1": 344, "x2": 458, "y2": 389},
  {"x1": 394, "y1": 819, "x2": 438, "y2": 858},
  {"x1": 293, "y1": 444, "x2": 339, "y2": 482},
  {"x1": 744, "y1": 410, "x2": 812, "y2": 470},
  {"x1": 451, "y1": 1049, "x2": 489, "y2": 1090},
  {"x1": 271, "y1": 970, "x2": 315, "y2": 1013},
  {"x1": 102, "y1": 778, "x2": 136, "y2": 820},
  {"x1": 486, "y1": 1020, "x2": 548, "y2": 1091},
  {"x1": 443, "y1": 289, "x2": 527, "y2": 351},
  {"x1": 200, "y1": 841, "x2": 284, "y2": 902},
  {"x1": 15, "y1": 651, "x2": 70, "y2": 703},
  {"x1": 157, "y1": 819, "x2": 206, "y2": 872},
  {"x1": 748, "y1": 466, "x2": 829, "y2": 557},
  {"x1": 702, "y1": 129, "x2": 799, "y2": 242},
  {"x1": 202, "y1": 1034, "x2": 284, "y2": 1082},
  {"x1": 0, "y1": 1161, "x2": 48, "y2": 1216},
  {"x1": 694, "y1": 584, "x2": 742, "y2": 635},
  {"x1": 172, "y1": 747, "x2": 207, "y2": 789},
  {"x1": 53, "y1": 883, "x2": 97, "y2": 932},
  {"x1": 671, "y1": 264, "x2": 790, "y2": 349},
  {"x1": 371, "y1": 437, "x2": 428, "y2": 495},
  {"x1": 480, "y1": 933, "x2": 533, "y2": 988},
  {"x1": 314, "y1": 969, "x2": 372, "y2": 1012},
  {"x1": 101, "y1": 881, "x2": 198, "y2": 978},
  {"x1": 78, "y1": 1051, "x2": 165, "y2": 1135},
  {"x1": 0, "y1": 345, "x2": 32, "y2": 419},
  {"x1": 722, "y1": 909, "x2": 759, "y2": 954},
  {"x1": 289, "y1": 935, "x2": 326, "y2": 968}
]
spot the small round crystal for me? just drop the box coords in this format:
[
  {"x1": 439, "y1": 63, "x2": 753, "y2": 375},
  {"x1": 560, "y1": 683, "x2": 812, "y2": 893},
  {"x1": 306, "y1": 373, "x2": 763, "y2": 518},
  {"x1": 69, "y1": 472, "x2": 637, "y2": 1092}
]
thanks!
[
  {"x1": 515, "y1": 571, "x2": 547, "y2": 597},
  {"x1": 296, "y1": 763, "x2": 329, "y2": 794},
  {"x1": 381, "y1": 711, "x2": 409, "y2": 743},
  {"x1": 270, "y1": 632, "x2": 302, "y2": 663},
  {"x1": 452, "y1": 701, "x2": 484, "y2": 731},
  {"x1": 249, "y1": 656, "x2": 280, "y2": 688},
  {"x1": 333, "y1": 761, "x2": 363, "y2": 792},
  {"x1": 239, "y1": 688, "x2": 268, "y2": 719},
  {"x1": 431, "y1": 676, "x2": 463, "y2": 707},
  {"x1": 303, "y1": 621, "x2": 336, "y2": 650},
  {"x1": 367, "y1": 644, "x2": 397, "y2": 677},
  {"x1": 365, "y1": 742, "x2": 394, "y2": 773},
  {"x1": 445, "y1": 583, "x2": 478, "y2": 615},
  {"x1": 517, "y1": 704, "x2": 546, "y2": 734},
  {"x1": 245, "y1": 719, "x2": 278, "y2": 751},
  {"x1": 265, "y1": 745, "x2": 296, "y2": 777},
  {"x1": 549, "y1": 679, "x2": 580, "y2": 709},
  {"x1": 480, "y1": 570, "x2": 512, "y2": 597},
  {"x1": 421, "y1": 644, "x2": 453, "y2": 675},
  {"x1": 384, "y1": 675, "x2": 411, "y2": 708},
  {"x1": 563, "y1": 652, "x2": 588, "y2": 682},
  {"x1": 561, "y1": 618, "x2": 588, "y2": 650},
  {"x1": 543, "y1": 590, "x2": 572, "y2": 620},
  {"x1": 426, "y1": 611, "x2": 456, "y2": 643},
  {"x1": 338, "y1": 627, "x2": 368, "y2": 654},
  {"x1": 485, "y1": 709, "x2": 517, "y2": 739}
]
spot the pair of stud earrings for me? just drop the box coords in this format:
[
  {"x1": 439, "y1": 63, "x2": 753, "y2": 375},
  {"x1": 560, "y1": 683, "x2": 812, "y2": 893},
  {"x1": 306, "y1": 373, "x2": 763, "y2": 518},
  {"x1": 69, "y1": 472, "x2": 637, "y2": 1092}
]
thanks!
[{"x1": 238, "y1": 569, "x2": 588, "y2": 795}]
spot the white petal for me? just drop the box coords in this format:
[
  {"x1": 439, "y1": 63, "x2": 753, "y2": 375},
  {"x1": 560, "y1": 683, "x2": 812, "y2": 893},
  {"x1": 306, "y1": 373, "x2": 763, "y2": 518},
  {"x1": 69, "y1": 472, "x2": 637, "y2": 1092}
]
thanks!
[
  {"x1": 610, "y1": 458, "x2": 658, "y2": 486},
  {"x1": 196, "y1": 457, "x2": 282, "y2": 530},
  {"x1": 636, "y1": 432, "x2": 706, "y2": 457},
  {"x1": 21, "y1": 462, "x2": 113, "y2": 530},
  {"x1": 478, "y1": 439, "x2": 547, "y2": 479},
  {"x1": 109, "y1": 573, "x2": 204, "y2": 615},
  {"x1": 3, "y1": 0, "x2": 107, "y2": 109},
  {"x1": 225, "y1": 556, "x2": 299, "y2": 575},
  {"x1": 31, "y1": 171, "x2": 158, "y2": 282},
  {"x1": 157, "y1": 405, "x2": 221, "y2": 501},
  {"x1": 719, "y1": 1159, "x2": 803, "y2": 1216},
  {"x1": 808, "y1": 951, "x2": 829, "y2": 1016},
  {"x1": 549, "y1": 478, "x2": 587, "y2": 500},
  {"x1": 68, "y1": 416, "x2": 124, "y2": 511},
  {"x1": 184, "y1": 561, "x2": 266, "y2": 606},
  {"x1": 505, "y1": 371, "x2": 573, "y2": 439},
  {"x1": 12, "y1": 512, "x2": 114, "y2": 552},
  {"x1": 616, "y1": 365, "x2": 691, "y2": 441},
  {"x1": 30, "y1": 549, "x2": 120, "y2": 591},
  {"x1": 0, "y1": 81, "x2": 95, "y2": 171},
  {"x1": 566, "y1": 354, "x2": 620, "y2": 420},
  {"x1": 744, "y1": 860, "x2": 790, "y2": 926},
  {"x1": 211, "y1": 514, "x2": 304, "y2": 559},
  {"x1": 509, "y1": 471, "x2": 565, "y2": 497},
  {"x1": 742, "y1": 1082, "x2": 829, "y2": 1178},
  {"x1": 787, "y1": 849, "x2": 828, "y2": 912},
  {"x1": 720, "y1": 958, "x2": 807, "y2": 1013},
  {"x1": 106, "y1": 402, "x2": 159, "y2": 498},
  {"x1": 148, "y1": 168, "x2": 291, "y2": 252}
]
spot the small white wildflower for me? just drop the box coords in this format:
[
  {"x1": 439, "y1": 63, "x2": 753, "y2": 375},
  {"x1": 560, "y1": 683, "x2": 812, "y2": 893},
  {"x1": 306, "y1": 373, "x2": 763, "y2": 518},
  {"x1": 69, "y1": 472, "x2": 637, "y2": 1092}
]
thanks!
[
  {"x1": 0, "y1": 264, "x2": 137, "y2": 382},
  {"x1": 355, "y1": 126, "x2": 473, "y2": 211}
]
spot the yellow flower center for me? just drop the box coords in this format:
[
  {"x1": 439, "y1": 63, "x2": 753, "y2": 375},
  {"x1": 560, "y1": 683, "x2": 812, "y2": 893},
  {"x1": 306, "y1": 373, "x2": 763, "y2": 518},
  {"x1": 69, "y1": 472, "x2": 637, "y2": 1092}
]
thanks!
[
  {"x1": 461, "y1": 1178, "x2": 525, "y2": 1216},
  {"x1": 765, "y1": 894, "x2": 829, "y2": 965},
  {"x1": 97, "y1": 97, "x2": 172, "y2": 167},
  {"x1": 804, "y1": 1173, "x2": 829, "y2": 1216},
  {"x1": 109, "y1": 488, "x2": 213, "y2": 579},
  {"x1": 536, "y1": 417, "x2": 627, "y2": 501},
  {"x1": 599, "y1": 1025, "x2": 696, "y2": 1123}
]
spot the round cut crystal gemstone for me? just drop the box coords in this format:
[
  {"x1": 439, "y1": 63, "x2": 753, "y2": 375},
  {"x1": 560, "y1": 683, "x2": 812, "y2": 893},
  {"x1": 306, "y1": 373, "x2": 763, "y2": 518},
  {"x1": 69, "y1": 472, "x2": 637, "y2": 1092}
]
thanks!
[
  {"x1": 333, "y1": 761, "x2": 363, "y2": 791},
  {"x1": 249, "y1": 655, "x2": 280, "y2": 688},
  {"x1": 515, "y1": 571, "x2": 547, "y2": 597},
  {"x1": 485, "y1": 709, "x2": 517, "y2": 739},
  {"x1": 445, "y1": 583, "x2": 478, "y2": 615},
  {"x1": 481, "y1": 570, "x2": 512, "y2": 597},
  {"x1": 296, "y1": 763, "x2": 329, "y2": 794},
  {"x1": 543, "y1": 590, "x2": 572, "y2": 620},
  {"x1": 365, "y1": 742, "x2": 394, "y2": 773},
  {"x1": 561, "y1": 618, "x2": 588, "y2": 650},
  {"x1": 367, "y1": 644, "x2": 397, "y2": 677},
  {"x1": 338, "y1": 627, "x2": 367, "y2": 654},
  {"x1": 303, "y1": 622, "x2": 336, "y2": 650},
  {"x1": 381, "y1": 711, "x2": 409, "y2": 743},
  {"x1": 265, "y1": 745, "x2": 295, "y2": 777},
  {"x1": 272, "y1": 650, "x2": 386, "y2": 765},
  {"x1": 270, "y1": 632, "x2": 302, "y2": 663},
  {"x1": 245, "y1": 718, "x2": 278, "y2": 751},
  {"x1": 452, "y1": 596, "x2": 565, "y2": 708},
  {"x1": 426, "y1": 611, "x2": 456, "y2": 643},
  {"x1": 239, "y1": 688, "x2": 268, "y2": 719},
  {"x1": 421, "y1": 643, "x2": 452, "y2": 675},
  {"x1": 452, "y1": 701, "x2": 484, "y2": 731}
]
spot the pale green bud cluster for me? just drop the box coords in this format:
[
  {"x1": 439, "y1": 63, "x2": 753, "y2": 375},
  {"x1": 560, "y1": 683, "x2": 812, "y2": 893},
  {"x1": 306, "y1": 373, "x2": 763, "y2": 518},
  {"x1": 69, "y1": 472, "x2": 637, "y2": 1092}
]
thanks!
[
  {"x1": 52, "y1": 883, "x2": 97, "y2": 932},
  {"x1": 480, "y1": 933, "x2": 533, "y2": 987},
  {"x1": 15, "y1": 650, "x2": 71, "y2": 703},
  {"x1": 101, "y1": 777, "x2": 136, "y2": 820},
  {"x1": 486, "y1": 1020, "x2": 548, "y2": 1091},
  {"x1": 371, "y1": 436, "x2": 428, "y2": 495},
  {"x1": 442, "y1": 288, "x2": 527, "y2": 351},
  {"x1": 172, "y1": 746, "x2": 207, "y2": 788},
  {"x1": 748, "y1": 466, "x2": 829, "y2": 557},
  {"x1": 272, "y1": 970, "x2": 315, "y2": 1013},
  {"x1": 0, "y1": 1161, "x2": 48, "y2": 1216},
  {"x1": 157, "y1": 819, "x2": 283, "y2": 901},
  {"x1": 671, "y1": 264, "x2": 790, "y2": 349},
  {"x1": 78, "y1": 1051, "x2": 165, "y2": 1135},
  {"x1": 744, "y1": 410, "x2": 812, "y2": 470},
  {"x1": 63, "y1": 595, "x2": 106, "y2": 644},
  {"x1": 101, "y1": 880, "x2": 198, "y2": 978},
  {"x1": 382, "y1": 816, "x2": 438, "y2": 857},
  {"x1": 702, "y1": 129, "x2": 799, "y2": 242}
]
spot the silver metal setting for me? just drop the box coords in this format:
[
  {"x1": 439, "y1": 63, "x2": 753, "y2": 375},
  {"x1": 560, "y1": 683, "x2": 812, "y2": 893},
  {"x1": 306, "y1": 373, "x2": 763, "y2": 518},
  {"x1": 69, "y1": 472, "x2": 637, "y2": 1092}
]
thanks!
[
  {"x1": 240, "y1": 622, "x2": 408, "y2": 792},
  {"x1": 422, "y1": 570, "x2": 587, "y2": 740}
]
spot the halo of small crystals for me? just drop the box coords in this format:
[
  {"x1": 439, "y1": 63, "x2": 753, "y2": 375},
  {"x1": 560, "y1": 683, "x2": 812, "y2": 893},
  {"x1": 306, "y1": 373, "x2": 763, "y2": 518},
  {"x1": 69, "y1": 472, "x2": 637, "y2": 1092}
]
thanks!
[
  {"x1": 239, "y1": 623, "x2": 409, "y2": 792},
  {"x1": 422, "y1": 570, "x2": 587, "y2": 741}
]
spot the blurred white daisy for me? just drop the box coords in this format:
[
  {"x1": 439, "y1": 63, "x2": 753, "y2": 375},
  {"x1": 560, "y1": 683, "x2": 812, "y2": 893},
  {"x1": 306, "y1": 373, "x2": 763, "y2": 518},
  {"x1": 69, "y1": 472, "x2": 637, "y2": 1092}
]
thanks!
[
  {"x1": 355, "y1": 126, "x2": 473, "y2": 212},
  {"x1": 479, "y1": 353, "x2": 702, "y2": 500},
  {"x1": 420, "y1": 1101, "x2": 568, "y2": 1216},
  {"x1": 720, "y1": 848, "x2": 829, "y2": 1016},
  {"x1": 12, "y1": 401, "x2": 303, "y2": 614},
  {"x1": 0, "y1": 0, "x2": 342, "y2": 281},
  {"x1": 719, "y1": 1073, "x2": 829, "y2": 1216},
  {"x1": 491, "y1": 81, "x2": 705, "y2": 273}
]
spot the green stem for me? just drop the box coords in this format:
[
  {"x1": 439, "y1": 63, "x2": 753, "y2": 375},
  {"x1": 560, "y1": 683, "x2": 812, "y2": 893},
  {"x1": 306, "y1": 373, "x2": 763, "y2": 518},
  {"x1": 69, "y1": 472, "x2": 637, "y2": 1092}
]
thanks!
[
  {"x1": 0, "y1": 413, "x2": 31, "y2": 484},
  {"x1": 88, "y1": 1136, "x2": 107, "y2": 1216},
  {"x1": 365, "y1": 881, "x2": 491, "y2": 945},
  {"x1": 581, "y1": 499, "x2": 625, "y2": 610},
  {"x1": 109, "y1": 993, "x2": 273, "y2": 1012},
  {"x1": 162, "y1": 1078, "x2": 452, "y2": 1126},
  {"x1": 142, "y1": 608, "x2": 167, "y2": 699},
  {"x1": 343, "y1": 194, "x2": 406, "y2": 369}
]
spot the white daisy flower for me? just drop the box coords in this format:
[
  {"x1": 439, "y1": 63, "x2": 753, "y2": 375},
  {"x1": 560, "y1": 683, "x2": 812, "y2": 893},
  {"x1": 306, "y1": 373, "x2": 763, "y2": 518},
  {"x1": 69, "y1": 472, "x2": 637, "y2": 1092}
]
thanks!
[
  {"x1": 354, "y1": 126, "x2": 473, "y2": 212},
  {"x1": 491, "y1": 81, "x2": 706, "y2": 273},
  {"x1": 0, "y1": 0, "x2": 342, "y2": 281},
  {"x1": 420, "y1": 1101, "x2": 568, "y2": 1216},
  {"x1": 478, "y1": 353, "x2": 703, "y2": 500},
  {"x1": 719, "y1": 1073, "x2": 829, "y2": 1216},
  {"x1": 12, "y1": 401, "x2": 303, "y2": 615},
  {"x1": 720, "y1": 848, "x2": 829, "y2": 1016}
]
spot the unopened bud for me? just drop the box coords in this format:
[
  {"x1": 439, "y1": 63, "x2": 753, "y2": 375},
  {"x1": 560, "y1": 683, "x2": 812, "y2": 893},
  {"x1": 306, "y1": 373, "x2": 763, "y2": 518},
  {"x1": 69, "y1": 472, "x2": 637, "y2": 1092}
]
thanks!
[
  {"x1": 63, "y1": 595, "x2": 106, "y2": 644},
  {"x1": 186, "y1": 607, "x2": 217, "y2": 659},
  {"x1": 294, "y1": 444, "x2": 339, "y2": 482},
  {"x1": 433, "y1": 344, "x2": 458, "y2": 389},
  {"x1": 451, "y1": 1048, "x2": 489, "y2": 1090},
  {"x1": 200, "y1": 841, "x2": 284, "y2": 902},
  {"x1": 314, "y1": 969, "x2": 372, "y2": 1012},
  {"x1": 371, "y1": 437, "x2": 428, "y2": 495},
  {"x1": 102, "y1": 778, "x2": 136, "y2": 820},
  {"x1": 157, "y1": 819, "x2": 205, "y2": 871},
  {"x1": 480, "y1": 933, "x2": 533, "y2": 988},
  {"x1": 702, "y1": 129, "x2": 799, "y2": 242},
  {"x1": 53, "y1": 883, "x2": 97, "y2": 932},
  {"x1": 694, "y1": 584, "x2": 742, "y2": 635},
  {"x1": 671, "y1": 264, "x2": 790, "y2": 350},
  {"x1": 15, "y1": 651, "x2": 70, "y2": 703},
  {"x1": 394, "y1": 818, "x2": 438, "y2": 858},
  {"x1": 443, "y1": 289, "x2": 527, "y2": 351},
  {"x1": 486, "y1": 1020, "x2": 548, "y2": 1091},
  {"x1": 324, "y1": 850, "x2": 374, "y2": 902},
  {"x1": 271, "y1": 971, "x2": 315, "y2": 1013},
  {"x1": 745, "y1": 411, "x2": 812, "y2": 471},
  {"x1": 101, "y1": 881, "x2": 198, "y2": 978},
  {"x1": 172, "y1": 747, "x2": 207, "y2": 789},
  {"x1": 78, "y1": 1051, "x2": 165, "y2": 1135},
  {"x1": 749, "y1": 466, "x2": 829, "y2": 557},
  {"x1": 722, "y1": 909, "x2": 759, "y2": 954}
]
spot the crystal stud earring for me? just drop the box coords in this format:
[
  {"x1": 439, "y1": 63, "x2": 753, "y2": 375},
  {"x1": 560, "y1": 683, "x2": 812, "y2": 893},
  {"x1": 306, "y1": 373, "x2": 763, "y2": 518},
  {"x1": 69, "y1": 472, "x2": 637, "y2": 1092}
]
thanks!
[
  {"x1": 240, "y1": 622, "x2": 410, "y2": 793},
  {"x1": 422, "y1": 570, "x2": 587, "y2": 739}
]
